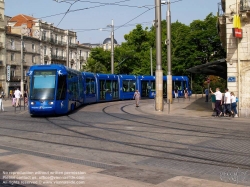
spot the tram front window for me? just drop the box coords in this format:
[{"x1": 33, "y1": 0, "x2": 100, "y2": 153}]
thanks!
[{"x1": 31, "y1": 70, "x2": 56, "y2": 100}]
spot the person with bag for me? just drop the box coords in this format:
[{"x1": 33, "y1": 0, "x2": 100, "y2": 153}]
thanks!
[{"x1": 133, "y1": 90, "x2": 140, "y2": 107}]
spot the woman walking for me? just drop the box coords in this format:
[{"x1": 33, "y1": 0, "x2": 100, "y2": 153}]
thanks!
[{"x1": 133, "y1": 90, "x2": 140, "y2": 107}]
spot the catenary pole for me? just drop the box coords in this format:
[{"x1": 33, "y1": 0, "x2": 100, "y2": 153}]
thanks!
[
  {"x1": 167, "y1": 0, "x2": 172, "y2": 104},
  {"x1": 111, "y1": 20, "x2": 114, "y2": 74},
  {"x1": 155, "y1": 0, "x2": 163, "y2": 111},
  {"x1": 20, "y1": 34, "x2": 24, "y2": 96}
]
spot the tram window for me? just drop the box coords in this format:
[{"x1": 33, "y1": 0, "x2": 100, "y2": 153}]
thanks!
[
  {"x1": 86, "y1": 78, "x2": 96, "y2": 94},
  {"x1": 183, "y1": 81, "x2": 187, "y2": 89},
  {"x1": 151, "y1": 81, "x2": 155, "y2": 91},
  {"x1": 56, "y1": 75, "x2": 67, "y2": 100},
  {"x1": 173, "y1": 81, "x2": 182, "y2": 90},
  {"x1": 31, "y1": 70, "x2": 56, "y2": 100},
  {"x1": 122, "y1": 80, "x2": 136, "y2": 92}
]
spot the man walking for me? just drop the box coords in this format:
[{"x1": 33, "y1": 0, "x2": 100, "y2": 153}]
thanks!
[
  {"x1": 224, "y1": 88, "x2": 233, "y2": 116},
  {"x1": 210, "y1": 88, "x2": 222, "y2": 117},
  {"x1": 14, "y1": 88, "x2": 22, "y2": 107}
]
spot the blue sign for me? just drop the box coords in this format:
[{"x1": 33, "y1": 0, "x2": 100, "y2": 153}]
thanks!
[{"x1": 228, "y1": 76, "x2": 236, "y2": 82}]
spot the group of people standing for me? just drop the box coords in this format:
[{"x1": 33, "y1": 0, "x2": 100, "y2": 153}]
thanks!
[{"x1": 210, "y1": 87, "x2": 238, "y2": 117}]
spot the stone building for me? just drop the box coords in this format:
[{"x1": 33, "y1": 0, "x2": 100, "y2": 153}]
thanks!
[
  {"x1": 0, "y1": 0, "x2": 5, "y2": 92},
  {"x1": 218, "y1": 0, "x2": 250, "y2": 117},
  {"x1": 1, "y1": 13, "x2": 90, "y2": 95}
]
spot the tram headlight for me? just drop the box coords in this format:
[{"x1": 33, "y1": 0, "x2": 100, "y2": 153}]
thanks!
[
  {"x1": 48, "y1": 102, "x2": 54, "y2": 105},
  {"x1": 31, "y1": 101, "x2": 35, "y2": 105}
]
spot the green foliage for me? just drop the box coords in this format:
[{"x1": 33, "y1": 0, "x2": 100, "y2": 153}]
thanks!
[{"x1": 84, "y1": 13, "x2": 226, "y2": 89}]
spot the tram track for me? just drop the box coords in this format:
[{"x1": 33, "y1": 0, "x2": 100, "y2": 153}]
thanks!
[
  {"x1": 101, "y1": 103, "x2": 250, "y2": 140},
  {"x1": 1, "y1": 102, "x2": 250, "y2": 171}
]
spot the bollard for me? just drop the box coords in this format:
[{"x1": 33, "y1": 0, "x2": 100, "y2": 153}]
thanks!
[{"x1": 24, "y1": 98, "x2": 25, "y2": 110}]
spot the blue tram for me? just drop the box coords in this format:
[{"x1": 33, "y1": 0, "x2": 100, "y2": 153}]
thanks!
[{"x1": 27, "y1": 65, "x2": 191, "y2": 115}]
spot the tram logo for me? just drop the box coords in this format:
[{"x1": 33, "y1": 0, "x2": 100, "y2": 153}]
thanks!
[
  {"x1": 58, "y1": 70, "x2": 63, "y2": 76},
  {"x1": 61, "y1": 101, "x2": 64, "y2": 108}
]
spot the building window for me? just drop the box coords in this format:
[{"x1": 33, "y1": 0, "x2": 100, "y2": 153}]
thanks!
[
  {"x1": 42, "y1": 31, "x2": 46, "y2": 40},
  {"x1": 70, "y1": 50, "x2": 73, "y2": 59},
  {"x1": 32, "y1": 43, "x2": 35, "y2": 52},
  {"x1": 44, "y1": 46, "x2": 47, "y2": 55},
  {"x1": 32, "y1": 55, "x2": 35, "y2": 63},
  {"x1": 79, "y1": 50, "x2": 82, "y2": 57},
  {"x1": 11, "y1": 70, "x2": 15, "y2": 77},
  {"x1": 69, "y1": 37, "x2": 72, "y2": 44},
  {"x1": 55, "y1": 34, "x2": 58, "y2": 43},
  {"x1": 23, "y1": 54, "x2": 25, "y2": 62},
  {"x1": 10, "y1": 39, "x2": 15, "y2": 49},
  {"x1": 44, "y1": 61, "x2": 48, "y2": 65},
  {"x1": 11, "y1": 53, "x2": 15, "y2": 61},
  {"x1": 56, "y1": 48, "x2": 58, "y2": 56}
]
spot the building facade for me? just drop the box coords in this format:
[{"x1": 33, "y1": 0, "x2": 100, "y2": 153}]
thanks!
[
  {"x1": 0, "y1": 0, "x2": 5, "y2": 92},
  {"x1": 218, "y1": 0, "x2": 250, "y2": 117},
  {"x1": 1, "y1": 14, "x2": 90, "y2": 95}
]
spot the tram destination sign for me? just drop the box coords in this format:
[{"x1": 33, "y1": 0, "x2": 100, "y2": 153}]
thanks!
[{"x1": 34, "y1": 70, "x2": 56, "y2": 76}]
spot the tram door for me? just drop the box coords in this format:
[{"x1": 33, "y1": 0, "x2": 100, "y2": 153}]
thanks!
[
  {"x1": 112, "y1": 81, "x2": 118, "y2": 99},
  {"x1": 141, "y1": 81, "x2": 149, "y2": 98},
  {"x1": 99, "y1": 80, "x2": 105, "y2": 100}
]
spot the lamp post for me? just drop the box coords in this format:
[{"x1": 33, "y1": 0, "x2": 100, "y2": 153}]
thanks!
[
  {"x1": 162, "y1": 0, "x2": 172, "y2": 104},
  {"x1": 107, "y1": 20, "x2": 115, "y2": 74}
]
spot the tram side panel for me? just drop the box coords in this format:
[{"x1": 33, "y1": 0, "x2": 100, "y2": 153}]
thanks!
[{"x1": 118, "y1": 75, "x2": 136, "y2": 100}]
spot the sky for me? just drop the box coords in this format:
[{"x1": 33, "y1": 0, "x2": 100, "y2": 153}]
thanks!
[{"x1": 5, "y1": 0, "x2": 220, "y2": 44}]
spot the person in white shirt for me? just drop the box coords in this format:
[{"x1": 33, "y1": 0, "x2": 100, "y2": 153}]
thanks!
[
  {"x1": 231, "y1": 92, "x2": 238, "y2": 117},
  {"x1": 210, "y1": 87, "x2": 222, "y2": 117},
  {"x1": 0, "y1": 94, "x2": 4, "y2": 111},
  {"x1": 223, "y1": 88, "x2": 233, "y2": 116},
  {"x1": 14, "y1": 88, "x2": 22, "y2": 107}
]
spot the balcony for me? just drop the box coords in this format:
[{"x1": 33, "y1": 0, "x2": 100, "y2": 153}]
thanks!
[
  {"x1": 240, "y1": 0, "x2": 250, "y2": 11},
  {"x1": 51, "y1": 55, "x2": 66, "y2": 61},
  {"x1": 80, "y1": 56, "x2": 85, "y2": 62},
  {"x1": 9, "y1": 76, "x2": 27, "y2": 82}
]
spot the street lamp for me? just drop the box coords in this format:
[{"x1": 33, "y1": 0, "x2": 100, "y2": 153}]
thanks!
[
  {"x1": 162, "y1": 0, "x2": 172, "y2": 104},
  {"x1": 107, "y1": 20, "x2": 115, "y2": 74}
]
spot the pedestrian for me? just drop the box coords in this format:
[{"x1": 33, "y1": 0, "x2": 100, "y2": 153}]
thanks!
[
  {"x1": 14, "y1": 88, "x2": 22, "y2": 107},
  {"x1": 223, "y1": 88, "x2": 233, "y2": 117},
  {"x1": 231, "y1": 92, "x2": 238, "y2": 118},
  {"x1": 184, "y1": 88, "x2": 188, "y2": 99},
  {"x1": 174, "y1": 87, "x2": 178, "y2": 98},
  {"x1": 205, "y1": 88, "x2": 209, "y2": 102},
  {"x1": 0, "y1": 94, "x2": 4, "y2": 111},
  {"x1": 24, "y1": 90, "x2": 28, "y2": 105},
  {"x1": 1, "y1": 90, "x2": 4, "y2": 100},
  {"x1": 133, "y1": 89, "x2": 140, "y2": 107},
  {"x1": 210, "y1": 87, "x2": 223, "y2": 117}
]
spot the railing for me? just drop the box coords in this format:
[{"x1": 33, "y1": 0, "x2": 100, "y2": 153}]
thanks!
[
  {"x1": 51, "y1": 55, "x2": 66, "y2": 60},
  {"x1": 240, "y1": 0, "x2": 250, "y2": 11}
]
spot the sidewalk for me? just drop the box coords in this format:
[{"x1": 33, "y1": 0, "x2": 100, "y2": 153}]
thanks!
[{"x1": 138, "y1": 95, "x2": 214, "y2": 118}]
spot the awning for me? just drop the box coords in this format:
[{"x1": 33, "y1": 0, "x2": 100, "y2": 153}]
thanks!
[{"x1": 186, "y1": 59, "x2": 227, "y2": 79}]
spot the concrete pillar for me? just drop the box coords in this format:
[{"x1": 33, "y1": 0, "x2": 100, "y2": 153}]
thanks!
[
  {"x1": 155, "y1": 70, "x2": 163, "y2": 111},
  {"x1": 167, "y1": 75, "x2": 172, "y2": 103}
]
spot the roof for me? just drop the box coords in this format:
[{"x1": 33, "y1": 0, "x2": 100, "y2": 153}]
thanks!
[
  {"x1": 103, "y1": 38, "x2": 118, "y2": 44},
  {"x1": 186, "y1": 59, "x2": 227, "y2": 79},
  {"x1": 9, "y1": 14, "x2": 36, "y2": 27}
]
